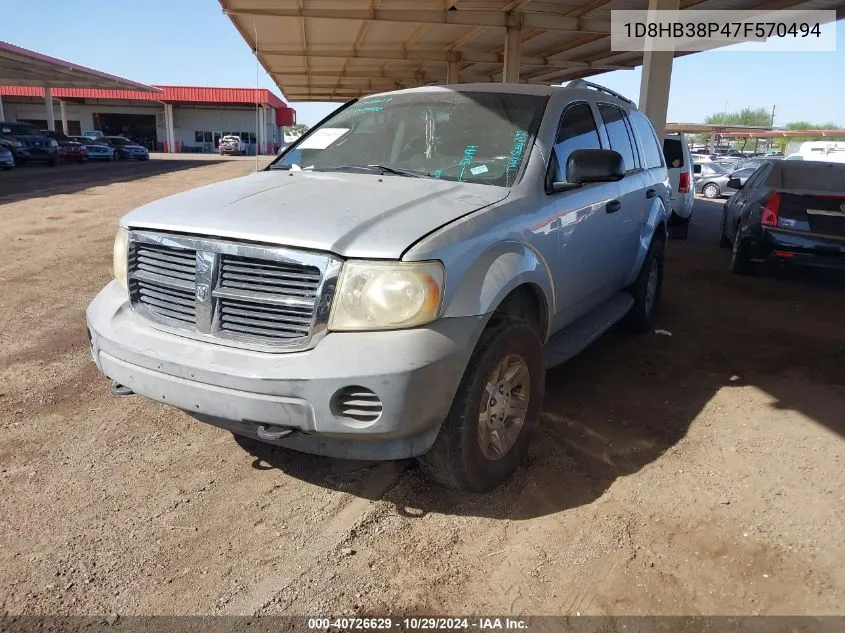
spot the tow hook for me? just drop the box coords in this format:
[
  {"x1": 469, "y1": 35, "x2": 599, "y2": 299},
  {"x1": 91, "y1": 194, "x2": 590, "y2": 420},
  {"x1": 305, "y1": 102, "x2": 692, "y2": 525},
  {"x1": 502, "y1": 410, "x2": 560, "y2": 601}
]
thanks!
[
  {"x1": 109, "y1": 380, "x2": 134, "y2": 396},
  {"x1": 256, "y1": 425, "x2": 296, "y2": 441}
]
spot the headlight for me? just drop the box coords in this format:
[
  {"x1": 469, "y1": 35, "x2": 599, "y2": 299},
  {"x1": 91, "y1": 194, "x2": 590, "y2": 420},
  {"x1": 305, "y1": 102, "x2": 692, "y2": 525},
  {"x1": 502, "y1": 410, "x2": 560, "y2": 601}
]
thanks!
[
  {"x1": 329, "y1": 261, "x2": 444, "y2": 331},
  {"x1": 11, "y1": 140, "x2": 22, "y2": 147},
  {"x1": 49, "y1": 140, "x2": 59, "y2": 147},
  {"x1": 113, "y1": 228, "x2": 129, "y2": 291}
]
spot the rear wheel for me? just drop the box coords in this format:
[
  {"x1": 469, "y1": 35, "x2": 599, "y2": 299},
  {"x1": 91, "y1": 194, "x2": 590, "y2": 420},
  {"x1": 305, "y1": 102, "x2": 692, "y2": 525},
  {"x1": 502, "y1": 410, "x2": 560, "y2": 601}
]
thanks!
[
  {"x1": 729, "y1": 224, "x2": 754, "y2": 275},
  {"x1": 703, "y1": 183, "x2": 720, "y2": 199},
  {"x1": 625, "y1": 234, "x2": 665, "y2": 333},
  {"x1": 669, "y1": 212, "x2": 690, "y2": 240},
  {"x1": 416, "y1": 318, "x2": 544, "y2": 492}
]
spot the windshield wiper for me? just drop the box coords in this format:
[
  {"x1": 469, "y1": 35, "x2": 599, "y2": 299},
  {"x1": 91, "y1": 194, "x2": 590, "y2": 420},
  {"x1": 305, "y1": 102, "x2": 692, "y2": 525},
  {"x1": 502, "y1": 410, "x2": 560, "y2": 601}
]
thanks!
[{"x1": 310, "y1": 164, "x2": 432, "y2": 178}]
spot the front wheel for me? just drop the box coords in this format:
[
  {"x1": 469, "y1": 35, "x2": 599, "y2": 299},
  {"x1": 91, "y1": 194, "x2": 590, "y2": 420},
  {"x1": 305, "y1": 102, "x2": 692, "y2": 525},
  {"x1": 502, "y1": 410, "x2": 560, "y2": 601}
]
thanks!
[
  {"x1": 625, "y1": 235, "x2": 665, "y2": 333},
  {"x1": 729, "y1": 224, "x2": 754, "y2": 275},
  {"x1": 702, "y1": 183, "x2": 720, "y2": 199},
  {"x1": 718, "y1": 209, "x2": 732, "y2": 248},
  {"x1": 416, "y1": 318, "x2": 544, "y2": 492}
]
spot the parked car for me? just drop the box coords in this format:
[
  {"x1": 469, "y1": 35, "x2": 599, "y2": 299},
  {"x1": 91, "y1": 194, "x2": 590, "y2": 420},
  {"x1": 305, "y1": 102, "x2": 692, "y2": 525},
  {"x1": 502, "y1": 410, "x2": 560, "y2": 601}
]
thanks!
[
  {"x1": 663, "y1": 134, "x2": 694, "y2": 238},
  {"x1": 719, "y1": 159, "x2": 845, "y2": 274},
  {"x1": 0, "y1": 139, "x2": 15, "y2": 170},
  {"x1": 69, "y1": 136, "x2": 116, "y2": 160},
  {"x1": 0, "y1": 121, "x2": 59, "y2": 166},
  {"x1": 694, "y1": 162, "x2": 736, "y2": 198},
  {"x1": 107, "y1": 136, "x2": 149, "y2": 160},
  {"x1": 86, "y1": 81, "x2": 670, "y2": 491},
  {"x1": 41, "y1": 130, "x2": 89, "y2": 163},
  {"x1": 218, "y1": 135, "x2": 246, "y2": 156},
  {"x1": 727, "y1": 166, "x2": 759, "y2": 187}
]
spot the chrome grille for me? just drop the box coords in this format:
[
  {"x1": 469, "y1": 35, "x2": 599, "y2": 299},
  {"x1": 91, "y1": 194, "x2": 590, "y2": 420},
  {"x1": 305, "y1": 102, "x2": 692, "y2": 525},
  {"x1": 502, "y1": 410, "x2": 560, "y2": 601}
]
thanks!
[
  {"x1": 129, "y1": 242, "x2": 197, "y2": 324},
  {"x1": 126, "y1": 231, "x2": 341, "y2": 352}
]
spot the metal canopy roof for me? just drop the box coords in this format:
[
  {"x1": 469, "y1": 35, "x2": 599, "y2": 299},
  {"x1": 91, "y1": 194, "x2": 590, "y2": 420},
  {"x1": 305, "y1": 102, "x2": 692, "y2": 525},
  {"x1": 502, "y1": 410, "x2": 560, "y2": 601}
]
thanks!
[
  {"x1": 0, "y1": 40, "x2": 160, "y2": 91},
  {"x1": 221, "y1": 0, "x2": 845, "y2": 102}
]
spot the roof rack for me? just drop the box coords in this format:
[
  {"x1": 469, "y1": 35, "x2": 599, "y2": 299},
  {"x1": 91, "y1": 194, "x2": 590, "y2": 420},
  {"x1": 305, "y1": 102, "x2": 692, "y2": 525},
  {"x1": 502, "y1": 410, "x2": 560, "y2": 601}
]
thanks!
[{"x1": 566, "y1": 79, "x2": 634, "y2": 106}]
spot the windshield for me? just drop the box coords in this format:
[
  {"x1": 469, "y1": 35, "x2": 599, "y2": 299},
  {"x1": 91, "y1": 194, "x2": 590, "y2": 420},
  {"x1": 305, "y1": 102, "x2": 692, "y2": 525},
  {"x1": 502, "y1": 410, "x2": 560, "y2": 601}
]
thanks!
[{"x1": 271, "y1": 90, "x2": 547, "y2": 187}]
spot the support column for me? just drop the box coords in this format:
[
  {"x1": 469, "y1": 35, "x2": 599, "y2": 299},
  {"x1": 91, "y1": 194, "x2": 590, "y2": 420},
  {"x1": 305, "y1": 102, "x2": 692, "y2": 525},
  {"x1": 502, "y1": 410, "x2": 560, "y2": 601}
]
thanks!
[
  {"x1": 446, "y1": 52, "x2": 460, "y2": 84},
  {"x1": 258, "y1": 106, "x2": 266, "y2": 154},
  {"x1": 164, "y1": 103, "x2": 175, "y2": 153},
  {"x1": 0, "y1": 95, "x2": 5, "y2": 121},
  {"x1": 59, "y1": 100, "x2": 68, "y2": 135},
  {"x1": 502, "y1": 22, "x2": 522, "y2": 83},
  {"x1": 638, "y1": 0, "x2": 678, "y2": 136},
  {"x1": 44, "y1": 85, "x2": 55, "y2": 131}
]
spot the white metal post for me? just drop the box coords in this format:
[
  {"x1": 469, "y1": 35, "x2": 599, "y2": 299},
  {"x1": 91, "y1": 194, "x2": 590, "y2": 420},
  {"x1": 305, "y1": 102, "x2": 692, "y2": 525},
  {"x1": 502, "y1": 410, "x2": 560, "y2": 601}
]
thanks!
[
  {"x1": 59, "y1": 100, "x2": 68, "y2": 135},
  {"x1": 0, "y1": 95, "x2": 5, "y2": 121},
  {"x1": 258, "y1": 106, "x2": 266, "y2": 154},
  {"x1": 503, "y1": 24, "x2": 521, "y2": 83},
  {"x1": 164, "y1": 103, "x2": 176, "y2": 153},
  {"x1": 638, "y1": 0, "x2": 678, "y2": 135},
  {"x1": 44, "y1": 85, "x2": 55, "y2": 131}
]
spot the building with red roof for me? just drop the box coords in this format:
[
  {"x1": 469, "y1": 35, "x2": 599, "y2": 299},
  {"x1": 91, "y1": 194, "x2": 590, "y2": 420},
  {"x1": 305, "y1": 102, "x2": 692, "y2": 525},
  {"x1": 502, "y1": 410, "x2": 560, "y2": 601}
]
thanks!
[{"x1": 0, "y1": 84, "x2": 296, "y2": 155}]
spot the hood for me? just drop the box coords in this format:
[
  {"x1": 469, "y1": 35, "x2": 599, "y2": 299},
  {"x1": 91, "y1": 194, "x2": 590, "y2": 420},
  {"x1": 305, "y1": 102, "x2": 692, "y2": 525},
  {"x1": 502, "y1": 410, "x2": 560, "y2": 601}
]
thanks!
[{"x1": 122, "y1": 170, "x2": 508, "y2": 258}]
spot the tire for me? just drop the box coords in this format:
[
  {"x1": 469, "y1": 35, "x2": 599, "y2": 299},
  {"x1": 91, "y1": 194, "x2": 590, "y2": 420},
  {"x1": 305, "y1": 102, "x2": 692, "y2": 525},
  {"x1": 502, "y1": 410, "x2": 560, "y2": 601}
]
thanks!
[
  {"x1": 718, "y1": 209, "x2": 732, "y2": 248},
  {"x1": 702, "y1": 183, "x2": 720, "y2": 199},
  {"x1": 416, "y1": 318, "x2": 544, "y2": 492},
  {"x1": 669, "y1": 212, "x2": 690, "y2": 240},
  {"x1": 625, "y1": 234, "x2": 665, "y2": 333},
  {"x1": 729, "y1": 223, "x2": 754, "y2": 275},
  {"x1": 48, "y1": 158, "x2": 59, "y2": 167}
]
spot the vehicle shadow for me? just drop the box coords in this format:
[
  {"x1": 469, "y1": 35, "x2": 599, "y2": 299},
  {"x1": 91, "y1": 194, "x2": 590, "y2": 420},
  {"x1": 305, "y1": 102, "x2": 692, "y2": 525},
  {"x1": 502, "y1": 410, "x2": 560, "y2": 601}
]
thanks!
[
  {"x1": 232, "y1": 198, "x2": 845, "y2": 520},
  {"x1": 0, "y1": 156, "x2": 253, "y2": 204}
]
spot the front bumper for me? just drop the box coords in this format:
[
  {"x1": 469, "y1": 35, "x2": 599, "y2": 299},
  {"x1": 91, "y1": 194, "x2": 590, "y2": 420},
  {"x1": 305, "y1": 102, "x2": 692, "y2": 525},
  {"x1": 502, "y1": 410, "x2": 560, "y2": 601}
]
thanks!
[
  {"x1": 753, "y1": 227, "x2": 845, "y2": 269},
  {"x1": 86, "y1": 282, "x2": 485, "y2": 460}
]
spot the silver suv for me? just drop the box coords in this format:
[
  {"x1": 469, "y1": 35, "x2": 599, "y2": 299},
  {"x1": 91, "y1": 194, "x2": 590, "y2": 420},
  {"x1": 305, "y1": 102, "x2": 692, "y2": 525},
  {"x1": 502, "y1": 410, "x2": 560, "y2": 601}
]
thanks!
[{"x1": 86, "y1": 81, "x2": 669, "y2": 491}]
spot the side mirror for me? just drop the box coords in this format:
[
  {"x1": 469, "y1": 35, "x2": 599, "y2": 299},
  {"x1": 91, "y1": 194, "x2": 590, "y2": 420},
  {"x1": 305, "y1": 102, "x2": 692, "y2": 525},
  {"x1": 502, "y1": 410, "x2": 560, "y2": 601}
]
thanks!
[
  {"x1": 551, "y1": 149, "x2": 624, "y2": 192},
  {"x1": 726, "y1": 177, "x2": 743, "y2": 190}
]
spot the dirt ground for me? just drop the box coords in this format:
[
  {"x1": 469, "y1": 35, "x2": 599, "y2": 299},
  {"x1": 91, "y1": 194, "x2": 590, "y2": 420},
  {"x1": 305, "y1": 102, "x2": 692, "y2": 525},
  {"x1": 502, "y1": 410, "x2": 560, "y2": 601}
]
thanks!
[{"x1": 1, "y1": 157, "x2": 843, "y2": 617}]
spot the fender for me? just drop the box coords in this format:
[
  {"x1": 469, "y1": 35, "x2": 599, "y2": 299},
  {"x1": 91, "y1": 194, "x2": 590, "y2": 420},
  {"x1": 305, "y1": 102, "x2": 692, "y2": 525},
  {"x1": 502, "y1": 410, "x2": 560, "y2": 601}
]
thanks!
[
  {"x1": 625, "y1": 196, "x2": 670, "y2": 287},
  {"x1": 441, "y1": 240, "x2": 554, "y2": 333}
]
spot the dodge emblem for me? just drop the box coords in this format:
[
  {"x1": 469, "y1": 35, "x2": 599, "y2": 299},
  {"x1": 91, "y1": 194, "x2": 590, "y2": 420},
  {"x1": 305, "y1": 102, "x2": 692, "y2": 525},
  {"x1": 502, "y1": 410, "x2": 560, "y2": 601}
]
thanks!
[{"x1": 196, "y1": 284, "x2": 209, "y2": 302}]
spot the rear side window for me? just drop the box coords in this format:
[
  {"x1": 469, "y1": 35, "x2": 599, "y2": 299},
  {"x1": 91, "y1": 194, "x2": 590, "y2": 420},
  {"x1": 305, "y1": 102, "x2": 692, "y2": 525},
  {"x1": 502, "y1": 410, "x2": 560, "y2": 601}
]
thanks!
[
  {"x1": 663, "y1": 138, "x2": 685, "y2": 168},
  {"x1": 598, "y1": 104, "x2": 637, "y2": 172},
  {"x1": 555, "y1": 103, "x2": 601, "y2": 161},
  {"x1": 630, "y1": 111, "x2": 664, "y2": 169}
]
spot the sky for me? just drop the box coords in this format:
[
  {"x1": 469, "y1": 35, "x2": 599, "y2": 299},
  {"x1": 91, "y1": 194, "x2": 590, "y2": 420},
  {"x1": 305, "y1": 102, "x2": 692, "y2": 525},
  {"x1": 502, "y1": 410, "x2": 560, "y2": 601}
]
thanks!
[{"x1": 3, "y1": 0, "x2": 843, "y2": 127}]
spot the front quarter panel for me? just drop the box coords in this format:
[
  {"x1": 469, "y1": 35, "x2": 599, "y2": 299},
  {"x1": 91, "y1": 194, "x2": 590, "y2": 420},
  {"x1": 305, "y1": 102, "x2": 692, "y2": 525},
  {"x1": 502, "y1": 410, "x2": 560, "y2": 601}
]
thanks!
[{"x1": 439, "y1": 240, "x2": 554, "y2": 324}]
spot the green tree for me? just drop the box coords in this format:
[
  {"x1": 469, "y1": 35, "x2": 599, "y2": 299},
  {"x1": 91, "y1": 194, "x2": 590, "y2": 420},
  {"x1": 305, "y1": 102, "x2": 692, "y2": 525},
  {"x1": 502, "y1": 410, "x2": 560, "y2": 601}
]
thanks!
[
  {"x1": 773, "y1": 121, "x2": 841, "y2": 151},
  {"x1": 695, "y1": 108, "x2": 773, "y2": 149}
]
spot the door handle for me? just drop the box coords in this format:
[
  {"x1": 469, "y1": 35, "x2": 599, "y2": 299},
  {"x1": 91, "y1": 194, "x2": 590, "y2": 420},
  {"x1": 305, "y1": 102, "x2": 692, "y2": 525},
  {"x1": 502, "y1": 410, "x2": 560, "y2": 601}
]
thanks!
[
  {"x1": 646, "y1": 188, "x2": 657, "y2": 199},
  {"x1": 606, "y1": 200, "x2": 622, "y2": 214}
]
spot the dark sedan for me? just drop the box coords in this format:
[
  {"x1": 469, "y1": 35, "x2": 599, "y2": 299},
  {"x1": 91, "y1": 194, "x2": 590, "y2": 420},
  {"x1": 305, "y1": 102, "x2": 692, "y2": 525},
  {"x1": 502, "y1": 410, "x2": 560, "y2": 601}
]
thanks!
[
  {"x1": 0, "y1": 122, "x2": 59, "y2": 166},
  {"x1": 719, "y1": 159, "x2": 845, "y2": 274},
  {"x1": 107, "y1": 136, "x2": 149, "y2": 160}
]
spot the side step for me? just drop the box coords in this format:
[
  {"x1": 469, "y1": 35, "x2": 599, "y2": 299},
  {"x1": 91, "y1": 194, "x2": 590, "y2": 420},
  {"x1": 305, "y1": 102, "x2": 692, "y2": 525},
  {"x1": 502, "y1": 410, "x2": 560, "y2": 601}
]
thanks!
[{"x1": 543, "y1": 292, "x2": 634, "y2": 369}]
